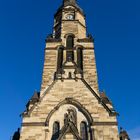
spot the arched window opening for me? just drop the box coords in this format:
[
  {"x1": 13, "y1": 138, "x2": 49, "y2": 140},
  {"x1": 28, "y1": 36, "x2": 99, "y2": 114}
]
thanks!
[
  {"x1": 66, "y1": 35, "x2": 74, "y2": 62},
  {"x1": 77, "y1": 47, "x2": 83, "y2": 71},
  {"x1": 51, "y1": 121, "x2": 60, "y2": 140},
  {"x1": 80, "y1": 121, "x2": 88, "y2": 140},
  {"x1": 57, "y1": 47, "x2": 64, "y2": 73}
]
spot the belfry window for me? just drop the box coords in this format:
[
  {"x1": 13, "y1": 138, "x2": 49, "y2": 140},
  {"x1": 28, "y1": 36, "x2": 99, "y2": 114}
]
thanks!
[
  {"x1": 51, "y1": 121, "x2": 60, "y2": 140},
  {"x1": 66, "y1": 35, "x2": 74, "y2": 62},
  {"x1": 57, "y1": 46, "x2": 64, "y2": 73},
  {"x1": 77, "y1": 47, "x2": 83, "y2": 70},
  {"x1": 80, "y1": 121, "x2": 88, "y2": 140}
]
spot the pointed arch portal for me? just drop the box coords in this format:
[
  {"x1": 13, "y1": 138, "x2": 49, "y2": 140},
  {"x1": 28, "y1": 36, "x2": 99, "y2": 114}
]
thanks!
[{"x1": 45, "y1": 98, "x2": 93, "y2": 126}]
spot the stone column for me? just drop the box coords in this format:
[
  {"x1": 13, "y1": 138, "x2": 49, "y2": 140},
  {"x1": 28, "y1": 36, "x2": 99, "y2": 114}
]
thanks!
[
  {"x1": 88, "y1": 127, "x2": 90, "y2": 140},
  {"x1": 90, "y1": 126, "x2": 95, "y2": 140},
  {"x1": 44, "y1": 127, "x2": 49, "y2": 140}
]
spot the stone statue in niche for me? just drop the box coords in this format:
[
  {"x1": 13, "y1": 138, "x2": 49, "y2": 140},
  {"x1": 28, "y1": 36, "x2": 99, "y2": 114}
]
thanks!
[{"x1": 64, "y1": 108, "x2": 77, "y2": 125}]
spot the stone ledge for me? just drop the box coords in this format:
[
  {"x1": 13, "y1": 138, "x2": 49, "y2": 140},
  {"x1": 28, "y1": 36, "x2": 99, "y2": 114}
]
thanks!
[
  {"x1": 22, "y1": 122, "x2": 45, "y2": 127},
  {"x1": 93, "y1": 122, "x2": 118, "y2": 126}
]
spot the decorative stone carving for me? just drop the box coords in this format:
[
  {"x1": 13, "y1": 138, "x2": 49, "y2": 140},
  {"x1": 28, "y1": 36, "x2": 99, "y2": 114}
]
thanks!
[{"x1": 64, "y1": 108, "x2": 77, "y2": 125}]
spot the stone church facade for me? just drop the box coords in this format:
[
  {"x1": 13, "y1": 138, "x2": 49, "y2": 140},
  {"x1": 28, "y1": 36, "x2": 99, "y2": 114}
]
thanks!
[{"x1": 14, "y1": 0, "x2": 130, "y2": 140}]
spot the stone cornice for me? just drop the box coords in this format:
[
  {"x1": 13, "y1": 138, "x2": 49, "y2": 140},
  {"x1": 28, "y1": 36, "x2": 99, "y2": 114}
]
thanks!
[
  {"x1": 45, "y1": 38, "x2": 62, "y2": 43},
  {"x1": 22, "y1": 122, "x2": 45, "y2": 127},
  {"x1": 77, "y1": 38, "x2": 94, "y2": 43},
  {"x1": 22, "y1": 121, "x2": 118, "y2": 127},
  {"x1": 93, "y1": 122, "x2": 118, "y2": 126},
  {"x1": 45, "y1": 47, "x2": 94, "y2": 50}
]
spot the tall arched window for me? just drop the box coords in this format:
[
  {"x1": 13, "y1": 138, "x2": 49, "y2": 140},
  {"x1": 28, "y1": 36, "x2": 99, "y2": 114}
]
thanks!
[
  {"x1": 57, "y1": 46, "x2": 64, "y2": 73},
  {"x1": 77, "y1": 47, "x2": 83, "y2": 71},
  {"x1": 80, "y1": 121, "x2": 88, "y2": 140},
  {"x1": 51, "y1": 121, "x2": 60, "y2": 140},
  {"x1": 66, "y1": 35, "x2": 74, "y2": 62}
]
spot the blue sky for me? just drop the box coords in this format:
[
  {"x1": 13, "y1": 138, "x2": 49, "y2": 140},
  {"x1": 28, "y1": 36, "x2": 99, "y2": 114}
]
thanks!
[{"x1": 0, "y1": 0, "x2": 140, "y2": 139}]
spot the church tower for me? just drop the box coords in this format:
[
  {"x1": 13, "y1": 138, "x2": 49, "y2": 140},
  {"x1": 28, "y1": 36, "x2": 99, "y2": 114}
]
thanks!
[{"x1": 19, "y1": 0, "x2": 120, "y2": 139}]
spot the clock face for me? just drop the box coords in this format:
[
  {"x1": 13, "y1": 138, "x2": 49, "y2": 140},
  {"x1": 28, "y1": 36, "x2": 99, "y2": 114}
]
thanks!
[{"x1": 66, "y1": 14, "x2": 74, "y2": 20}]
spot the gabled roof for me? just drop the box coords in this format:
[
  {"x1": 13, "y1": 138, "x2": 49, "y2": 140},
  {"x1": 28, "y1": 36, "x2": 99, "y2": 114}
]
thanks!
[
  {"x1": 22, "y1": 79, "x2": 118, "y2": 118},
  {"x1": 58, "y1": 122, "x2": 82, "y2": 140}
]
